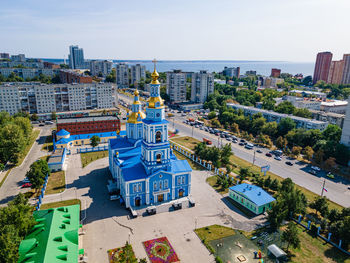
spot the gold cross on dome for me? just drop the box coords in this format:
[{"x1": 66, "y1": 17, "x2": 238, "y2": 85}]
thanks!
[{"x1": 152, "y1": 58, "x2": 157, "y2": 70}]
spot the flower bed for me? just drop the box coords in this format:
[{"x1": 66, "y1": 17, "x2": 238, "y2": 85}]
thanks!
[
  {"x1": 107, "y1": 243, "x2": 137, "y2": 263},
  {"x1": 143, "y1": 237, "x2": 180, "y2": 263}
]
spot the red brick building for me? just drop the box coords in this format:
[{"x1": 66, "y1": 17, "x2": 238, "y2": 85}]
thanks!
[
  {"x1": 57, "y1": 116, "x2": 120, "y2": 135},
  {"x1": 271, "y1": 68, "x2": 281, "y2": 78},
  {"x1": 313, "y1": 52, "x2": 333, "y2": 84},
  {"x1": 59, "y1": 70, "x2": 92, "y2": 84}
]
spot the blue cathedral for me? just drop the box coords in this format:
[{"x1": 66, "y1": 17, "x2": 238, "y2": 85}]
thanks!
[{"x1": 108, "y1": 62, "x2": 192, "y2": 208}]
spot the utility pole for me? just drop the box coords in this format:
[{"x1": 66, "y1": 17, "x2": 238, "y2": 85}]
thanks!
[
  {"x1": 321, "y1": 179, "x2": 326, "y2": 197},
  {"x1": 252, "y1": 150, "x2": 256, "y2": 166},
  {"x1": 192, "y1": 125, "x2": 194, "y2": 137}
]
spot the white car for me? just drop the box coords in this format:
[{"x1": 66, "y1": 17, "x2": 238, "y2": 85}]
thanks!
[
  {"x1": 311, "y1": 166, "x2": 321, "y2": 172},
  {"x1": 274, "y1": 156, "x2": 282, "y2": 161},
  {"x1": 110, "y1": 195, "x2": 120, "y2": 201}
]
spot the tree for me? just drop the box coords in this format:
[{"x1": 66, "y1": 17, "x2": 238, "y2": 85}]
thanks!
[
  {"x1": 208, "y1": 111, "x2": 217, "y2": 119},
  {"x1": 322, "y1": 124, "x2": 342, "y2": 142},
  {"x1": 275, "y1": 101, "x2": 295, "y2": 114},
  {"x1": 270, "y1": 179, "x2": 280, "y2": 191},
  {"x1": 261, "y1": 122, "x2": 278, "y2": 138},
  {"x1": 0, "y1": 163, "x2": 4, "y2": 171},
  {"x1": 0, "y1": 225, "x2": 21, "y2": 263},
  {"x1": 239, "y1": 167, "x2": 250, "y2": 183},
  {"x1": 211, "y1": 119, "x2": 221, "y2": 128},
  {"x1": 51, "y1": 111, "x2": 57, "y2": 120},
  {"x1": 0, "y1": 124, "x2": 26, "y2": 164},
  {"x1": 328, "y1": 209, "x2": 340, "y2": 224},
  {"x1": 231, "y1": 123, "x2": 239, "y2": 134},
  {"x1": 264, "y1": 176, "x2": 272, "y2": 188},
  {"x1": 324, "y1": 157, "x2": 336, "y2": 170},
  {"x1": 314, "y1": 149, "x2": 324, "y2": 164},
  {"x1": 90, "y1": 135, "x2": 100, "y2": 148},
  {"x1": 303, "y1": 146, "x2": 314, "y2": 161},
  {"x1": 291, "y1": 146, "x2": 302, "y2": 157},
  {"x1": 276, "y1": 136, "x2": 288, "y2": 150},
  {"x1": 220, "y1": 143, "x2": 232, "y2": 167},
  {"x1": 30, "y1": 113, "x2": 38, "y2": 121},
  {"x1": 310, "y1": 196, "x2": 329, "y2": 218},
  {"x1": 268, "y1": 199, "x2": 287, "y2": 230},
  {"x1": 281, "y1": 222, "x2": 300, "y2": 252},
  {"x1": 277, "y1": 118, "x2": 296, "y2": 136}
]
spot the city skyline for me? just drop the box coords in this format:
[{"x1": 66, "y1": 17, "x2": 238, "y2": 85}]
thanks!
[{"x1": 1, "y1": 0, "x2": 349, "y2": 62}]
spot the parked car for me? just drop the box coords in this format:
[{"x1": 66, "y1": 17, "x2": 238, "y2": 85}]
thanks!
[
  {"x1": 215, "y1": 133, "x2": 220, "y2": 136},
  {"x1": 23, "y1": 178, "x2": 30, "y2": 183},
  {"x1": 274, "y1": 156, "x2": 282, "y2": 161},
  {"x1": 265, "y1": 153, "x2": 272, "y2": 157},
  {"x1": 226, "y1": 137, "x2": 232, "y2": 141},
  {"x1": 256, "y1": 149, "x2": 263, "y2": 153},
  {"x1": 311, "y1": 166, "x2": 321, "y2": 172},
  {"x1": 308, "y1": 169, "x2": 317, "y2": 175},
  {"x1": 39, "y1": 123, "x2": 45, "y2": 126},
  {"x1": 21, "y1": 183, "x2": 32, "y2": 188},
  {"x1": 326, "y1": 172, "x2": 335, "y2": 179},
  {"x1": 285, "y1": 161, "x2": 293, "y2": 166},
  {"x1": 110, "y1": 195, "x2": 120, "y2": 201},
  {"x1": 240, "y1": 139, "x2": 246, "y2": 143},
  {"x1": 232, "y1": 139, "x2": 238, "y2": 143},
  {"x1": 239, "y1": 142, "x2": 245, "y2": 146}
]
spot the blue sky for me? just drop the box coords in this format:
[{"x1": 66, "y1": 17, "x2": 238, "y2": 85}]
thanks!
[{"x1": 0, "y1": 0, "x2": 349, "y2": 61}]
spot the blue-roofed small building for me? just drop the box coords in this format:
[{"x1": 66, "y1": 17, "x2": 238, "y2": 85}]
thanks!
[
  {"x1": 228, "y1": 183, "x2": 275, "y2": 215},
  {"x1": 109, "y1": 62, "x2": 192, "y2": 209}
]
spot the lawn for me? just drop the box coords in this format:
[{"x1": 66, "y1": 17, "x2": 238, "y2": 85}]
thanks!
[
  {"x1": 0, "y1": 168, "x2": 13, "y2": 188},
  {"x1": 45, "y1": 171, "x2": 65, "y2": 195},
  {"x1": 40, "y1": 199, "x2": 81, "y2": 210},
  {"x1": 206, "y1": 175, "x2": 228, "y2": 194},
  {"x1": 17, "y1": 129, "x2": 40, "y2": 166},
  {"x1": 170, "y1": 136, "x2": 200, "y2": 151},
  {"x1": 81, "y1": 150, "x2": 108, "y2": 168},
  {"x1": 195, "y1": 224, "x2": 236, "y2": 242}
]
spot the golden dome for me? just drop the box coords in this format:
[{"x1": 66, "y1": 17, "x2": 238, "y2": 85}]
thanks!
[
  {"x1": 147, "y1": 96, "x2": 164, "y2": 108},
  {"x1": 127, "y1": 111, "x2": 146, "y2": 124},
  {"x1": 151, "y1": 58, "x2": 160, "y2": 84},
  {"x1": 134, "y1": 89, "x2": 139, "y2": 96}
]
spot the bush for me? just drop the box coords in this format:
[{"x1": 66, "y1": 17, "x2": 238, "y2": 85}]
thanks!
[{"x1": 215, "y1": 256, "x2": 223, "y2": 263}]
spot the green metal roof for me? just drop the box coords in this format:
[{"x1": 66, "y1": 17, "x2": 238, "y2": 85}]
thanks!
[{"x1": 18, "y1": 204, "x2": 81, "y2": 263}]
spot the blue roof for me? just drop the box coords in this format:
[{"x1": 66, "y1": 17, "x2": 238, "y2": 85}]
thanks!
[
  {"x1": 142, "y1": 119, "x2": 169, "y2": 125},
  {"x1": 229, "y1": 183, "x2": 275, "y2": 206},
  {"x1": 56, "y1": 131, "x2": 121, "y2": 145},
  {"x1": 56, "y1": 129, "x2": 70, "y2": 136},
  {"x1": 169, "y1": 160, "x2": 192, "y2": 174},
  {"x1": 109, "y1": 137, "x2": 134, "y2": 150}
]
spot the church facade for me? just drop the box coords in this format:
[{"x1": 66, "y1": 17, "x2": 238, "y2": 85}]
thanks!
[{"x1": 108, "y1": 63, "x2": 192, "y2": 208}]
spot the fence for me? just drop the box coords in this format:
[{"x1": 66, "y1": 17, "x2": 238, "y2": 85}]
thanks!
[
  {"x1": 170, "y1": 141, "x2": 218, "y2": 172},
  {"x1": 77, "y1": 145, "x2": 109, "y2": 153},
  {"x1": 35, "y1": 173, "x2": 49, "y2": 211},
  {"x1": 292, "y1": 215, "x2": 350, "y2": 256}
]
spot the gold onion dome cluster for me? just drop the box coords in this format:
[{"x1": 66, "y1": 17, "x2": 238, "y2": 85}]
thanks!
[
  {"x1": 127, "y1": 89, "x2": 146, "y2": 123},
  {"x1": 148, "y1": 67, "x2": 164, "y2": 108}
]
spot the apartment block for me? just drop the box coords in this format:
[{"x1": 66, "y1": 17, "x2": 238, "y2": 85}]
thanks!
[
  {"x1": 327, "y1": 60, "x2": 344, "y2": 84},
  {"x1": 0, "y1": 83, "x2": 116, "y2": 114},
  {"x1": 191, "y1": 70, "x2": 214, "y2": 103},
  {"x1": 223, "y1": 67, "x2": 240, "y2": 78},
  {"x1": 11, "y1": 54, "x2": 26, "y2": 62},
  {"x1": 313, "y1": 52, "x2": 333, "y2": 84},
  {"x1": 166, "y1": 70, "x2": 187, "y2": 102},
  {"x1": 340, "y1": 98, "x2": 350, "y2": 147},
  {"x1": 0, "y1": 53, "x2": 10, "y2": 59},
  {"x1": 271, "y1": 68, "x2": 281, "y2": 78},
  {"x1": 341, "y1": 54, "x2": 350, "y2": 85},
  {"x1": 227, "y1": 103, "x2": 328, "y2": 130},
  {"x1": 310, "y1": 110, "x2": 344, "y2": 128},
  {"x1": 131, "y1": 64, "x2": 146, "y2": 86},
  {"x1": 59, "y1": 70, "x2": 92, "y2": 84},
  {"x1": 68, "y1": 45, "x2": 85, "y2": 69},
  {"x1": 0, "y1": 68, "x2": 56, "y2": 79},
  {"x1": 116, "y1": 63, "x2": 129, "y2": 87},
  {"x1": 90, "y1": 60, "x2": 113, "y2": 77}
]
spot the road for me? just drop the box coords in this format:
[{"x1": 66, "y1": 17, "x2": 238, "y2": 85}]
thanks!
[
  {"x1": 117, "y1": 92, "x2": 350, "y2": 207},
  {"x1": 0, "y1": 125, "x2": 53, "y2": 205}
]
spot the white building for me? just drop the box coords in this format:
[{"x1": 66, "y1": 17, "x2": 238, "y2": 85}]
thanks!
[
  {"x1": 0, "y1": 83, "x2": 116, "y2": 114},
  {"x1": 116, "y1": 63, "x2": 129, "y2": 88},
  {"x1": 89, "y1": 60, "x2": 113, "y2": 77},
  {"x1": 320, "y1": 100, "x2": 348, "y2": 114},
  {"x1": 0, "y1": 68, "x2": 56, "y2": 79},
  {"x1": 340, "y1": 98, "x2": 350, "y2": 147},
  {"x1": 11, "y1": 54, "x2": 25, "y2": 62},
  {"x1": 191, "y1": 70, "x2": 214, "y2": 103},
  {"x1": 261, "y1": 77, "x2": 284, "y2": 88},
  {"x1": 227, "y1": 103, "x2": 328, "y2": 131},
  {"x1": 166, "y1": 70, "x2": 187, "y2": 102},
  {"x1": 130, "y1": 64, "x2": 146, "y2": 86}
]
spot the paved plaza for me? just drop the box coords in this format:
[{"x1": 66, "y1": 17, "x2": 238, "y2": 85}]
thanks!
[{"x1": 42, "y1": 151, "x2": 267, "y2": 263}]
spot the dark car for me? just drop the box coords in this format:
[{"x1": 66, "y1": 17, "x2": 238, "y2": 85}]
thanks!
[
  {"x1": 39, "y1": 123, "x2": 45, "y2": 126},
  {"x1": 239, "y1": 142, "x2": 245, "y2": 146},
  {"x1": 240, "y1": 139, "x2": 246, "y2": 143},
  {"x1": 265, "y1": 153, "x2": 272, "y2": 157},
  {"x1": 308, "y1": 169, "x2": 317, "y2": 175},
  {"x1": 285, "y1": 161, "x2": 293, "y2": 166},
  {"x1": 256, "y1": 149, "x2": 263, "y2": 153}
]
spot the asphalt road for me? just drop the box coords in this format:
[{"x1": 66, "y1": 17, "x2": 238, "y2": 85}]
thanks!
[
  {"x1": 0, "y1": 125, "x2": 53, "y2": 206},
  {"x1": 117, "y1": 92, "x2": 350, "y2": 207}
]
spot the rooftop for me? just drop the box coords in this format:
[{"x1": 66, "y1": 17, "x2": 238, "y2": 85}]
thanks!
[
  {"x1": 56, "y1": 130, "x2": 126, "y2": 145},
  {"x1": 57, "y1": 115, "x2": 119, "y2": 124},
  {"x1": 229, "y1": 183, "x2": 275, "y2": 206},
  {"x1": 18, "y1": 204, "x2": 81, "y2": 263}
]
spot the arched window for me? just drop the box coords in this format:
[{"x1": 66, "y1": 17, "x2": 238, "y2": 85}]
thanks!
[
  {"x1": 156, "y1": 131, "x2": 162, "y2": 143},
  {"x1": 156, "y1": 153, "x2": 162, "y2": 163}
]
